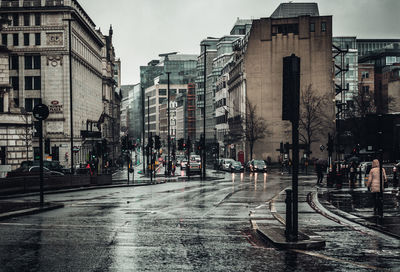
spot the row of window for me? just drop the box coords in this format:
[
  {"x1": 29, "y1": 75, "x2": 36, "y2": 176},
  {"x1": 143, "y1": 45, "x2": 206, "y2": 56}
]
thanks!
[
  {"x1": 9, "y1": 76, "x2": 41, "y2": 90},
  {"x1": 310, "y1": 22, "x2": 327, "y2": 33},
  {"x1": 1, "y1": 97, "x2": 42, "y2": 113},
  {"x1": 2, "y1": 33, "x2": 41, "y2": 46},
  {"x1": 9, "y1": 55, "x2": 41, "y2": 70},
  {"x1": 7, "y1": 13, "x2": 41, "y2": 27}
]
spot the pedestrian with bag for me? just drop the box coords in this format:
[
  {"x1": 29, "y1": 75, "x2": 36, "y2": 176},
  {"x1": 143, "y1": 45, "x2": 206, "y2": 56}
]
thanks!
[{"x1": 366, "y1": 159, "x2": 387, "y2": 215}]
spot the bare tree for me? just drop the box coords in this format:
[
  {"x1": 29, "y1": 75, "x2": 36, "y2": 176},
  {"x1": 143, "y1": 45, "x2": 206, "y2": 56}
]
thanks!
[
  {"x1": 19, "y1": 108, "x2": 33, "y2": 162},
  {"x1": 299, "y1": 85, "x2": 331, "y2": 153},
  {"x1": 245, "y1": 100, "x2": 269, "y2": 160}
]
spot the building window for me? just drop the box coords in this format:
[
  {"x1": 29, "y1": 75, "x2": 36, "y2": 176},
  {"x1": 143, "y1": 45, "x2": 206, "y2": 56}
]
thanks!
[
  {"x1": 0, "y1": 97, "x2": 3, "y2": 113},
  {"x1": 13, "y1": 33, "x2": 19, "y2": 46},
  {"x1": 25, "y1": 98, "x2": 41, "y2": 112},
  {"x1": 25, "y1": 76, "x2": 41, "y2": 90},
  {"x1": 10, "y1": 76, "x2": 19, "y2": 90},
  {"x1": 362, "y1": 86, "x2": 370, "y2": 94},
  {"x1": 35, "y1": 33, "x2": 40, "y2": 46},
  {"x1": 24, "y1": 33, "x2": 29, "y2": 46},
  {"x1": 310, "y1": 23, "x2": 315, "y2": 32},
  {"x1": 361, "y1": 71, "x2": 369, "y2": 79},
  {"x1": 10, "y1": 55, "x2": 18, "y2": 70},
  {"x1": 159, "y1": 89, "x2": 166, "y2": 96},
  {"x1": 1, "y1": 34, "x2": 7, "y2": 46},
  {"x1": 321, "y1": 22, "x2": 326, "y2": 32},
  {"x1": 12, "y1": 14, "x2": 19, "y2": 26},
  {"x1": 25, "y1": 55, "x2": 40, "y2": 69},
  {"x1": 24, "y1": 14, "x2": 30, "y2": 26},
  {"x1": 34, "y1": 14, "x2": 40, "y2": 26},
  {"x1": 0, "y1": 147, "x2": 5, "y2": 165},
  {"x1": 14, "y1": 98, "x2": 19, "y2": 107}
]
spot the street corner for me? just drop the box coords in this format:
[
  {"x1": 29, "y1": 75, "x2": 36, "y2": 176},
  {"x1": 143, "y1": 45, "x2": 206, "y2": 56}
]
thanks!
[{"x1": 0, "y1": 202, "x2": 65, "y2": 221}]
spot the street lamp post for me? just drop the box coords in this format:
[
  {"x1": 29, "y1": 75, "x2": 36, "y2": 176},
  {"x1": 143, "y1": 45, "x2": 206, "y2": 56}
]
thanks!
[
  {"x1": 167, "y1": 72, "x2": 171, "y2": 176},
  {"x1": 63, "y1": 18, "x2": 74, "y2": 174},
  {"x1": 202, "y1": 44, "x2": 209, "y2": 179},
  {"x1": 142, "y1": 86, "x2": 146, "y2": 174}
]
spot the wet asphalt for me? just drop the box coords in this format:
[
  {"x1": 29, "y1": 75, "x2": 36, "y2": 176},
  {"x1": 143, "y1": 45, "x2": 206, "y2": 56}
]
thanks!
[{"x1": 0, "y1": 170, "x2": 399, "y2": 271}]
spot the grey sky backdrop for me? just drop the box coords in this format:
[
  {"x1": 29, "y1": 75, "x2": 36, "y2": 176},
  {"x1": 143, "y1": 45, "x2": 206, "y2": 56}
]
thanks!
[{"x1": 79, "y1": 0, "x2": 400, "y2": 85}]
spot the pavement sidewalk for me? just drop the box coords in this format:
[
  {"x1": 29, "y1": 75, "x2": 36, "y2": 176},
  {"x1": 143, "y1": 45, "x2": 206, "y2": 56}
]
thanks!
[
  {"x1": 317, "y1": 177, "x2": 400, "y2": 238},
  {"x1": 251, "y1": 173, "x2": 400, "y2": 251}
]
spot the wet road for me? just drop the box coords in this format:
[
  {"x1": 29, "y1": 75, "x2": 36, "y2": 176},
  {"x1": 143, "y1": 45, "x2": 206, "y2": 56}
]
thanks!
[{"x1": 0, "y1": 171, "x2": 399, "y2": 271}]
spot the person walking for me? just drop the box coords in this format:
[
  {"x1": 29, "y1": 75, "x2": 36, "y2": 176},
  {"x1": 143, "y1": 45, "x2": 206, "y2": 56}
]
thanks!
[
  {"x1": 366, "y1": 159, "x2": 387, "y2": 215},
  {"x1": 315, "y1": 159, "x2": 323, "y2": 184}
]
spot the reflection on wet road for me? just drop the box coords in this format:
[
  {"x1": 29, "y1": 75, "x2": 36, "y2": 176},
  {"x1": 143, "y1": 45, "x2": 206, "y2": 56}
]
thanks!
[{"x1": 0, "y1": 172, "x2": 398, "y2": 271}]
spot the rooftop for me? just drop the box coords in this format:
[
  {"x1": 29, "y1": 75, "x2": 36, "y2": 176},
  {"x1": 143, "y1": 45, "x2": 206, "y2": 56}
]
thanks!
[{"x1": 270, "y1": 2, "x2": 319, "y2": 18}]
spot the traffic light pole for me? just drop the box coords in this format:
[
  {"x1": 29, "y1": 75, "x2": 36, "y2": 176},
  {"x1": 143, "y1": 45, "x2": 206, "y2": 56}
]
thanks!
[{"x1": 39, "y1": 120, "x2": 44, "y2": 206}]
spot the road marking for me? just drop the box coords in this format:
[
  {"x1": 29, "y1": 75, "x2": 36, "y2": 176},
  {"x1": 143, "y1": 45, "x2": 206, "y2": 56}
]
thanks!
[{"x1": 292, "y1": 249, "x2": 390, "y2": 271}]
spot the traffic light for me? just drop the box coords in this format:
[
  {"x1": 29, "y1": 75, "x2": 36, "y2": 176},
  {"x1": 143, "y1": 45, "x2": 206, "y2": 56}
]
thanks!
[
  {"x1": 282, "y1": 54, "x2": 300, "y2": 121},
  {"x1": 45, "y1": 138, "x2": 50, "y2": 154},
  {"x1": 284, "y1": 142, "x2": 290, "y2": 153},
  {"x1": 327, "y1": 133, "x2": 334, "y2": 156},
  {"x1": 148, "y1": 136, "x2": 153, "y2": 148},
  {"x1": 186, "y1": 137, "x2": 191, "y2": 152},
  {"x1": 178, "y1": 138, "x2": 184, "y2": 150},
  {"x1": 155, "y1": 135, "x2": 161, "y2": 150}
]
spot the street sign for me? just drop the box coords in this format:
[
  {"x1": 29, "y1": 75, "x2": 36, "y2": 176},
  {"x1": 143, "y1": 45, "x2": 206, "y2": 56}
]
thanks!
[
  {"x1": 73, "y1": 146, "x2": 80, "y2": 153},
  {"x1": 33, "y1": 104, "x2": 49, "y2": 121}
]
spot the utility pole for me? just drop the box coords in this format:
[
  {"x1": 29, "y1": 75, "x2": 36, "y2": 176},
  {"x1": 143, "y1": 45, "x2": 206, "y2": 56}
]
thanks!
[
  {"x1": 142, "y1": 86, "x2": 146, "y2": 174},
  {"x1": 202, "y1": 44, "x2": 209, "y2": 179},
  {"x1": 159, "y1": 52, "x2": 177, "y2": 176}
]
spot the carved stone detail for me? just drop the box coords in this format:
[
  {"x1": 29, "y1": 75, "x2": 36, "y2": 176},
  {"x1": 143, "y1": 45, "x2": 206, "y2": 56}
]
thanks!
[
  {"x1": 46, "y1": 32, "x2": 63, "y2": 46},
  {"x1": 46, "y1": 55, "x2": 63, "y2": 67}
]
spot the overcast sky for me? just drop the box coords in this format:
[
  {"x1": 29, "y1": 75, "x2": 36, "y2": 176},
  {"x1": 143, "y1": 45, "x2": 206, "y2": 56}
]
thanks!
[{"x1": 79, "y1": 0, "x2": 400, "y2": 85}]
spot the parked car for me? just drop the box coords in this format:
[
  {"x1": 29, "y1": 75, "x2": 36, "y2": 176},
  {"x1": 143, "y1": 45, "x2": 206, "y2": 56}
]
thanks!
[
  {"x1": 7, "y1": 166, "x2": 64, "y2": 178},
  {"x1": 221, "y1": 159, "x2": 236, "y2": 171},
  {"x1": 229, "y1": 161, "x2": 244, "y2": 173},
  {"x1": 246, "y1": 160, "x2": 267, "y2": 172},
  {"x1": 19, "y1": 160, "x2": 65, "y2": 172},
  {"x1": 359, "y1": 161, "x2": 372, "y2": 176}
]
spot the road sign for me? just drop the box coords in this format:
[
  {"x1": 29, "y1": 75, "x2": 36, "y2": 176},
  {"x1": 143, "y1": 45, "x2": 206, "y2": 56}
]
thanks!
[{"x1": 33, "y1": 104, "x2": 49, "y2": 121}]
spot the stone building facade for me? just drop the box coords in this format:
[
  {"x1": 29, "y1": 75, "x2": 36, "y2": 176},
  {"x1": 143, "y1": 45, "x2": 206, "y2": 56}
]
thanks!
[
  {"x1": 0, "y1": 0, "x2": 120, "y2": 168},
  {"x1": 228, "y1": 3, "x2": 334, "y2": 161},
  {"x1": 0, "y1": 45, "x2": 33, "y2": 172}
]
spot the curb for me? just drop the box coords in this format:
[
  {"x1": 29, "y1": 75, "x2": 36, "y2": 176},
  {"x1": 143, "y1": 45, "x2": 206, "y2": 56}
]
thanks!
[
  {"x1": 0, "y1": 202, "x2": 65, "y2": 221},
  {"x1": 0, "y1": 181, "x2": 167, "y2": 200},
  {"x1": 251, "y1": 186, "x2": 326, "y2": 250},
  {"x1": 312, "y1": 190, "x2": 400, "y2": 240}
]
